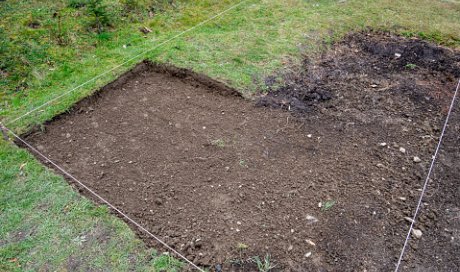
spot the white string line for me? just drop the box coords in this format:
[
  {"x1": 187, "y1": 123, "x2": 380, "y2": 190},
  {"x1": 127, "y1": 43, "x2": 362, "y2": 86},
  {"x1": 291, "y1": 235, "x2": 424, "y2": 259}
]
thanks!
[
  {"x1": 5, "y1": 0, "x2": 248, "y2": 126},
  {"x1": 3, "y1": 126, "x2": 205, "y2": 272},
  {"x1": 394, "y1": 78, "x2": 460, "y2": 272}
]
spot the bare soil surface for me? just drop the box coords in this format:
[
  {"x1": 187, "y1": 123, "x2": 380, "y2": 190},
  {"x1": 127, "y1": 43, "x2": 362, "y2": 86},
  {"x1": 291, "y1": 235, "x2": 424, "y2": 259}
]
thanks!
[{"x1": 24, "y1": 33, "x2": 460, "y2": 271}]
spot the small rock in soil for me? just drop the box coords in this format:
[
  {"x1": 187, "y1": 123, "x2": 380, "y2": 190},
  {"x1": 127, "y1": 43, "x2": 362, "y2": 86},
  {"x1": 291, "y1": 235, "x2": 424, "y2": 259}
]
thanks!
[
  {"x1": 305, "y1": 252, "x2": 312, "y2": 258},
  {"x1": 405, "y1": 217, "x2": 415, "y2": 223},
  {"x1": 306, "y1": 239, "x2": 316, "y2": 246},
  {"x1": 379, "y1": 142, "x2": 387, "y2": 147},
  {"x1": 306, "y1": 214, "x2": 318, "y2": 224},
  {"x1": 413, "y1": 156, "x2": 422, "y2": 163},
  {"x1": 412, "y1": 229, "x2": 423, "y2": 239},
  {"x1": 399, "y1": 147, "x2": 406, "y2": 153}
]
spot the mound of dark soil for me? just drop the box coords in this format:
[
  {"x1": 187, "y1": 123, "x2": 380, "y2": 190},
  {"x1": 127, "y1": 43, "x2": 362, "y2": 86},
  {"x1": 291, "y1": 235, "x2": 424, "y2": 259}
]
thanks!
[
  {"x1": 258, "y1": 32, "x2": 459, "y2": 115},
  {"x1": 257, "y1": 32, "x2": 460, "y2": 271}
]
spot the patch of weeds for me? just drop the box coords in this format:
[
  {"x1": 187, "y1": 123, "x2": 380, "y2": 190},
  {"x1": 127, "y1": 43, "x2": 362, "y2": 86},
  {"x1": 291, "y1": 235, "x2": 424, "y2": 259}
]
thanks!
[
  {"x1": 321, "y1": 200, "x2": 336, "y2": 211},
  {"x1": 25, "y1": 15, "x2": 41, "y2": 29},
  {"x1": 52, "y1": 11, "x2": 70, "y2": 46},
  {"x1": 229, "y1": 242, "x2": 249, "y2": 267},
  {"x1": 121, "y1": 0, "x2": 143, "y2": 12},
  {"x1": 250, "y1": 254, "x2": 276, "y2": 272},
  {"x1": 211, "y1": 138, "x2": 225, "y2": 148},
  {"x1": 88, "y1": 205, "x2": 110, "y2": 217},
  {"x1": 237, "y1": 242, "x2": 249, "y2": 250},
  {"x1": 153, "y1": 253, "x2": 184, "y2": 272},
  {"x1": 96, "y1": 32, "x2": 113, "y2": 42},
  {"x1": 68, "y1": 0, "x2": 89, "y2": 9},
  {"x1": 237, "y1": 242, "x2": 248, "y2": 261},
  {"x1": 239, "y1": 159, "x2": 248, "y2": 168},
  {"x1": 405, "y1": 63, "x2": 417, "y2": 70},
  {"x1": 87, "y1": 0, "x2": 112, "y2": 33}
]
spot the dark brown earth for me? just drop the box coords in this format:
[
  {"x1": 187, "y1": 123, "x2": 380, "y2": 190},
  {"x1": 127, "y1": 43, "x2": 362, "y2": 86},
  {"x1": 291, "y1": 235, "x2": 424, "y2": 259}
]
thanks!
[{"x1": 23, "y1": 33, "x2": 460, "y2": 271}]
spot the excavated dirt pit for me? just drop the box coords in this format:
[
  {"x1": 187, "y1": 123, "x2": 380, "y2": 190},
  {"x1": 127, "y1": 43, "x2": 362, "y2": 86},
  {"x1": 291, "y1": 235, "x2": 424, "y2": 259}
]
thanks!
[{"x1": 23, "y1": 33, "x2": 460, "y2": 271}]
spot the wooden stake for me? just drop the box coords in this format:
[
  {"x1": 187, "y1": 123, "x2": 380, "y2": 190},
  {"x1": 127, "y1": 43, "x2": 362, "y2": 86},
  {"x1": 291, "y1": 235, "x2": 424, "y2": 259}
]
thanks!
[{"x1": 0, "y1": 123, "x2": 10, "y2": 141}]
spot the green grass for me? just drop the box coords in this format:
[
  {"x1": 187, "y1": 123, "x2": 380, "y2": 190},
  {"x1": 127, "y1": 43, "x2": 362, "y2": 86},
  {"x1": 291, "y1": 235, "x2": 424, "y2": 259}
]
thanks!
[{"x1": 1, "y1": 0, "x2": 460, "y2": 270}]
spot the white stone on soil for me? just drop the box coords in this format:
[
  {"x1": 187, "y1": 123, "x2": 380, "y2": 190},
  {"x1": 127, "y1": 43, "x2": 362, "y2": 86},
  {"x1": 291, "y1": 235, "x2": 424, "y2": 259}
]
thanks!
[{"x1": 412, "y1": 229, "x2": 422, "y2": 239}]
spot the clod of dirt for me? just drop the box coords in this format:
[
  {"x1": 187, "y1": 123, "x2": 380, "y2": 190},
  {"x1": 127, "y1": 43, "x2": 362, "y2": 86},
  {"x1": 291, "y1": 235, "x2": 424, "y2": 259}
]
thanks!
[
  {"x1": 139, "y1": 26, "x2": 152, "y2": 34},
  {"x1": 27, "y1": 21, "x2": 41, "y2": 29}
]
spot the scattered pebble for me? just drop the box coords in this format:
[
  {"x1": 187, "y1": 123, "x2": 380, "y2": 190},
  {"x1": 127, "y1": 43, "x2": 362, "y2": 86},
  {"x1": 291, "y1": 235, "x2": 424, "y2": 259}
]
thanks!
[
  {"x1": 306, "y1": 215, "x2": 318, "y2": 224},
  {"x1": 395, "y1": 53, "x2": 402, "y2": 58},
  {"x1": 370, "y1": 84, "x2": 378, "y2": 88},
  {"x1": 398, "y1": 197, "x2": 407, "y2": 201},
  {"x1": 305, "y1": 239, "x2": 316, "y2": 246},
  {"x1": 413, "y1": 156, "x2": 422, "y2": 163},
  {"x1": 379, "y1": 142, "x2": 387, "y2": 147},
  {"x1": 318, "y1": 202, "x2": 322, "y2": 208},
  {"x1": 307, "y1": 134, "x2": 312, "y2": 138},
  {"x1": 399, "y1": 147, "x2": 406, "y2": 153},
  {"x1": 288, "y1": 245, "x2": 293, "y2": 251},
  {"x1": 412, "y1": 229, "x2": 423, "y2": 239},
  {"x1": 237, "y1": 221, "x2": 242, "y2": 225},
  {"x1": 305, "y1": 252, "x2": 312, "y2": 258},
  {"x1": 405, "y1": 217, "x2": 415, "y2": 223}
]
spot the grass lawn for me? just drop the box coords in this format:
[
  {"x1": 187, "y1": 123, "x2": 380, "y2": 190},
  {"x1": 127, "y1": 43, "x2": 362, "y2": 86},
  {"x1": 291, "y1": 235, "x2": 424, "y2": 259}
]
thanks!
[{"x1": 1, "y1": 0, "x2": 460, "y2": 270}]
